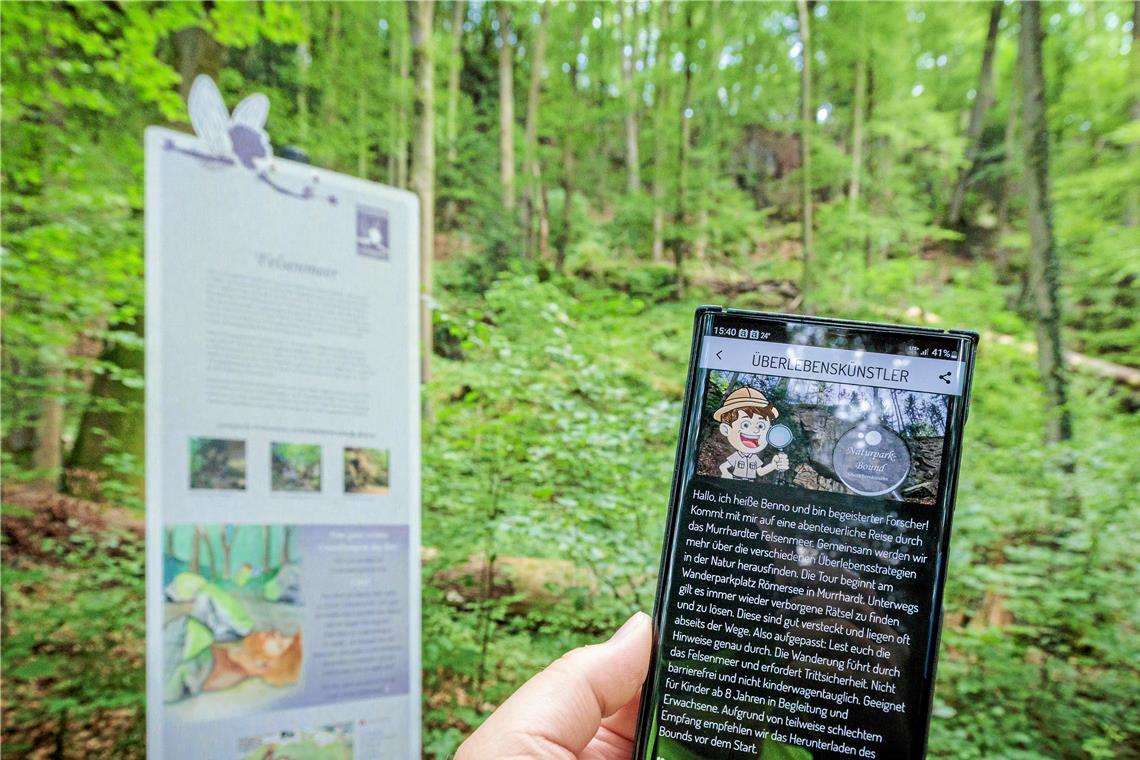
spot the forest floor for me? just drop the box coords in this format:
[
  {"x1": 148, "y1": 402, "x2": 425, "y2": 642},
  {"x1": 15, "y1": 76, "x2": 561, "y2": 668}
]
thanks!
[{"x1": 3, "y1": 248, "x2": 1137, "y2": 759}]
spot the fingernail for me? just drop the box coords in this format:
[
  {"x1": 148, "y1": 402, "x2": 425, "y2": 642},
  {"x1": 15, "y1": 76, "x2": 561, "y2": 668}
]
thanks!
[{"x1": 609, "y1": 611, "x2": 648, "y2": 644}]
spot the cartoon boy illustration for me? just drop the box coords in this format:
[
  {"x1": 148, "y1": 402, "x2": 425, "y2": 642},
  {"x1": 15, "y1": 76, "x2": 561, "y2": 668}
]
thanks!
[{"x1": 713, "y1": 387, "x2": 790, "y2": 480}]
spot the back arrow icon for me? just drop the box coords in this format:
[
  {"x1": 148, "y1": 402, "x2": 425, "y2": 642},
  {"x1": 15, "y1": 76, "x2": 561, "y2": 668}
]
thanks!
[{"x1": 716, "y1": 350, "x2": 723, "y2": 360}]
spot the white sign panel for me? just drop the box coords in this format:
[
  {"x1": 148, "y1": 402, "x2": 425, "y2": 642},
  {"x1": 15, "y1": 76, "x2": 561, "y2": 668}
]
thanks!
[{"x1": 145, "y1": 102, "x2": 419, "y2": 758}]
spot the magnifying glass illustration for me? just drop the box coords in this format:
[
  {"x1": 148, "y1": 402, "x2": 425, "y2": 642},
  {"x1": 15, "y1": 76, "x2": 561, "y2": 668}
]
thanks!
[
  {"x1": 768, "y1": 424, "x2": 793, "y2": 450},
  {"x1": 767, "y1": 424, "x2": 793, "y2": 484}
]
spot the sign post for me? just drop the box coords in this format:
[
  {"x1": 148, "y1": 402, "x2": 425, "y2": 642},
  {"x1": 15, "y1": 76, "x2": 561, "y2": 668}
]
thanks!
[{"x1": 145, "y1": 77, "x2": 420, "y2": 758}]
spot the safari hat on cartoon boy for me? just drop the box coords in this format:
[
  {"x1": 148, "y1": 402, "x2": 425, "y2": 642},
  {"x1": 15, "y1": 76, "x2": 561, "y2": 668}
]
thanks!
[{"x1": 712, "y1": 387, "x2": 778, "y2": 421}]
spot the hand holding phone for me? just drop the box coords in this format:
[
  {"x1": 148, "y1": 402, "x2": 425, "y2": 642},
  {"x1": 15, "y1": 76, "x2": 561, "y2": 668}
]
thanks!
[{"x1": 634, "y1": 308, "x2": 977, "y2": 760}]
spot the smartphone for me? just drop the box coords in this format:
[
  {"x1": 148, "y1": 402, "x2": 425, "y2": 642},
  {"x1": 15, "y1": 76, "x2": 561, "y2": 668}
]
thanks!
[{"x1": 633, "y1": 307, "x2": 977, "y2": 760}]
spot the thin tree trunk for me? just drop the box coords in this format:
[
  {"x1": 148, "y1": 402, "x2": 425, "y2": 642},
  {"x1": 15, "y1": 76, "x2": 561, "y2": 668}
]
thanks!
[
  {"x1": 33, "y1": 366, "x2": 64, "y2": 489},
  {"x1": 522, "y1": 2, "x2": 550, "y2": 257},
  {"x1": 408, "y1": 0, "x2": 435, "y2": 383},
  {"x1": 202, "y1": 526, "x2": 219, "y2": 580},
  {"x1": 497, "y1": 3, "x2": 516, "y2": 211},
  {"x1": 797, "y1": 0, "x2": 814, "y2": 310},
  {"x1": 191, "y1": 528, "x2": 201, "y2": 575},
  {"x1": 356, "y1": 84, "x2": 368, "y2": 177},
  {"x1": 444, "y1": 0, "x2": 466, "y2": 225},
  {"x1": 695, "y1": 0, "x2": 724, "y2": 263},
  {"x1": 849, "y1": 57, "x2": 866, "y2": 213},
  {"x1": 317, "y1": 3, "x2": 343, "y2": 167},
  {"x1": 996, "y1": 60, "x2": 1020, "y2": 235},
  {"x1": 1019, "y1": 0, "x2": 1072, "y2": 448},
  {"x1": 621, "y1": 1, "x2": 641, "y2": 195},
  {"x1": 297, "y1": 5, "x2": 312, "y2": 148},
  {"x1": 220, "y1": 528, "x2": 235, "y2": 580},
  {"x1": 557, "y1": 39, "x2": 581, "y2": 271},
  {"x1": 651, "y1": 1, "x2": 669, "y2": 262},
  {"x1": 393, "y1": 14, "x2": 412, "y2": 189},
  {"x1": 1127, "y1": 0, "x2": 1139, "y2": 226},
  {"x1": 672, "y1": 5, "x2": 694, "y2": 289},
  {"x1": 947, "y1": 1, "x2": 1003, "y2": 227},
  {"x1": 558, "y1": 137, "x2": 574, "y2": 270}
]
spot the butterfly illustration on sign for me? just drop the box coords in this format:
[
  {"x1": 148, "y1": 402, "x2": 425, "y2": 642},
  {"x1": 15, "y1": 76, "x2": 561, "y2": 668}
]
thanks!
[{"x1": 164, "y1": 75, "x2": 336, "y2": 204}]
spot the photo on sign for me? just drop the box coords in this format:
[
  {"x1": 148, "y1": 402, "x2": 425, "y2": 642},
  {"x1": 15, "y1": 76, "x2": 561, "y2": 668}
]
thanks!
[
  {"x1": 356, "y1": 204, "x2": 390, "y2": 259},
  {"x1": 344, "y1": 447, "x2": 390, "y2": 494},
  {"x1": 162, "y1": 524, "x2": 303, "y2": 720},
  {"x1": 271, "y1": 443, "x2": 321, "y2": 493},
  {"x1": 189, "y1": 438, "x2": 247, "y2": 490},
  {"x1": 236, "y1": 722, "x2": 353, "y2": 760},
  {"x1": 695, "y1": 370, "x2": 950, "y2": 504}
]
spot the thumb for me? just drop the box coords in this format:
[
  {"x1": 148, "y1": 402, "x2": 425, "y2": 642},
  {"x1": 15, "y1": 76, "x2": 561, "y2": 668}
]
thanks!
[{"x1": 457, "y1": 611, "x2": 653, "y2": 759}]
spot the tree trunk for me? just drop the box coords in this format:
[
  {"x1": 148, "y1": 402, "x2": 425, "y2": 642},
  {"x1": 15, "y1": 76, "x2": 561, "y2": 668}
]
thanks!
[
  {"x1": 848, "y1": 57, "x2": 866, "y2": 213},
  {"x1": 396, "y1": 12, "x2": 412, "y2": 189},
  {"x1": 67, "y1": 318, "x2": 145, "y2": 494},
  {"x1": 558, "y1": 138, "x2": 574, "y2": 270},
  {"x1": 356, "y1": 84, "x2": 368, "y2": 177},
  {"x1": 317, "y1": 3, "x2": 343, "y2": 168},
  {"x1": 174, "y1": 28, "x2": 224, "y2": 101},
  {"x1": 220, "y1": 528, "x2": 235, "y2": 580},
  {"x1": 797, "y1": 0, "x2": 814, "y2": 310},
  {"x1": 557, "y1": 41, "x2": 581, "y2": 271},
  {"x1": 408, "y1": 0, "x2": 435, "y2": 383},
  {"x1": 497, "y1": 3, "x2": 516, "y2": 211},
  {"x1": 202, "y1": 526, "x2": 219, "y2": 580},
  {"x1": 279, "y1": 528, "x2": 291, "y2": 565},
  {"x1": 672, "y1": 4, "x2": 694, "y2": 290},
  {"x1": 651, "y1": 0, "x2": 669, "y2": 262},
  {"x1": 32, "y1": 366, "x2": 64, "y2": 490},
  {"x1": 1019, "y1": 0, "x2": 1072, "y2": 448},
  {"x1": 444, "y1": 0, "x2": 466, "y2": 226},
  {"x1": 996, "y1": 56, "x2": 1020, "y2": 236},
  {"x1": 947, "y1": 1, "x2": 1003, "y2": 227},
  {"x1": 1127, "y1": 0, "x2": 1139, "y2": 227},
  {"x1": 522, "y1": 1, "x2": 550, "y2": 257},
  {"x1": 264, "y1": 526, "x2": 272, "y2": 572},
  {"x1": 297, "y1": 5, "x2": 312, "y2": 148},
  {"x1": 191, "y1": 528, "x2": 201, "y2": 575},
  {"x1": 621, "y1": 2, "x2": 641, "y2": 195}
]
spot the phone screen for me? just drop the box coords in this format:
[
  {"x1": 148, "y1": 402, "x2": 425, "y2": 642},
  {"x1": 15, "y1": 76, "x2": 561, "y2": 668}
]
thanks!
[{"x1": 634, "y1": 308, "x2": 976, "y2": 760}]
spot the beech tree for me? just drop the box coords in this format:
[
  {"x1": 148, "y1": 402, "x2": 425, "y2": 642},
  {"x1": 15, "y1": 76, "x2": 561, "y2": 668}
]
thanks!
[{"x1": 1019, "y1": 0, "x2": 1071, "y2": 447}]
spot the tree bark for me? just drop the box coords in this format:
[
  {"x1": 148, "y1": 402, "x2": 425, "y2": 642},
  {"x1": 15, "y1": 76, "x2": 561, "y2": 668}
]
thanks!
[
  {"x1": 444, "y1": 0, "x2": 466, "y2": 226},
  {"x1": 446, "y1": 0, "x2": 466, "y2": 167},
  {"x1": 408, "y1": 0, "x2": 435, "y2": 383},
  {"x1": 651, "y1": 0, "x2": 669, "y2": 262},
  {"x1": 797, "y1": 0, "x2": 814, "y2": 310},
  {"x1": 191, "y1": 528, "x2": 202, "y2": 575},
  {"x1": 393, "y1": 13, "x2": 412, "y2": 189},
  {"x1": 947, "y1": 1, "x2": 1003, "y2": 227},
  {"x1": 297, "y1": 4, "x2": 313, "y2": 148},
  {"x1": 848, "y1": 57, "x2": 866, "y2": 213},
  {"x1": 1019, "y1": 0, "x2": 1072, "y2": 447},
  {"x1": 32, "y1": 366, "x2": 64, "y2": 490},
  {"x1": 220, "y1": 527, "x2": 237, "y2": 580},
  {"x1": 1127, "y1": 0, "x2": 1139, "y2": 227},
  {"x1": 67, "y1": 318, "x2": 145, "y2": 494},
  {"x1": 672, "y1": 4, "x2": 694, "y2": 289},
  {"x1": 522, "y1": 1, "x2": 550, "y2": 257},
  {"x1": 264, "y1": 526, "x2": 272, "y2": 572},
  {"x1": 621, "y1": 2, "x2": 641, "y2": 195},
  {"x1": 497, "y1": 3, "x2": 516, "y2": 211}
]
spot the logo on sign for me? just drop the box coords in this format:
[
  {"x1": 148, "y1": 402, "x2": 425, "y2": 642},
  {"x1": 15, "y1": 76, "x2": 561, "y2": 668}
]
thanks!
[{"x1": 356, "y1": 205, "x2": 390, "y2": 260}]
